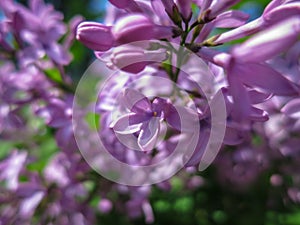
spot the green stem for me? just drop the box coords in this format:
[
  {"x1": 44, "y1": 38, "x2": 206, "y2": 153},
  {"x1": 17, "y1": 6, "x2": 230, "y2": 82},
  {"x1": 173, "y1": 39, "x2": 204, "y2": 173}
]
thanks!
[{"x1": 173, "y1": 23, "x2": 189, "y2": 83}]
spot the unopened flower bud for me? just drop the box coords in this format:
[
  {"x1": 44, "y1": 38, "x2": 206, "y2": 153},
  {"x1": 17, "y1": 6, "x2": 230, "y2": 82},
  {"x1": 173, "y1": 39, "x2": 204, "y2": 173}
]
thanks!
[
  {"x1": 112, "y1": 14, "x2": 156, "y2": 43},
  {"x1": 103, "y1": 45, "x2": 167, "y2": 73},
  {"x1": 108, "y1": 0, "x2": 132, "y2": 8},
  {"x1": 161, "y1": 0, "x2": 182, "y2": 26},
  {"x1": 108, "y1": 0, "x2": 141, "y2": 12},
  {"x1": 176, "y1": 0, "x2": 192, "y2": 21},
  {"x1": 76, "y1": 21, "x2": 114, "y2": 51}
]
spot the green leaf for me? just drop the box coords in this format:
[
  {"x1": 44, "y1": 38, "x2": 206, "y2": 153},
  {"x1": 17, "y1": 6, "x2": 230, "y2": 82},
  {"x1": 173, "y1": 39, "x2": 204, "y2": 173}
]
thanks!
[{"x1": 44, "y1": 68, "x2": 63, "y2": 83}]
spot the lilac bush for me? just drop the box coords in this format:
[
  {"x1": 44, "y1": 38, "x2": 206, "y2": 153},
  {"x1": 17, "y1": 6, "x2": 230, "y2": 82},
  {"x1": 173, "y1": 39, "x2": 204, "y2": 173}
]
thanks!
[{"x1": 0, "y1": 0, "x2": 300, "y2": 224}]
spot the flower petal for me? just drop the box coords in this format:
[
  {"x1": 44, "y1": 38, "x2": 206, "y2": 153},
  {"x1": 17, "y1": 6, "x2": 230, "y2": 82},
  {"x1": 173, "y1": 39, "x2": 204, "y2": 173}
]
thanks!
[
  {"x1": 282, "y1": 99, "x2": 300, "y2": 119},
  {"x1": 232, "y1": 17, "x2": 300, "y2": 62},
  {"x1": 122, "y1": 88, "x2": 151, "y2": 113},
  {"x1": 111, "y1": 113, "x2": 143, "y2": 134},
  {"x1": 250, "y1": 107, "x2": 269, "y2": 122},
  {"x1": 228, "y1": 68, "x2": 252, "y2": 122},
  {"x1": 223, "y1": 126, "x2": 244, "y2": 145},
  {"x1": 165, "y1": 105, "x2": 199, "y2": 132},
  {"x1": 138, "y1": 118, "x2": 160, "y2": 151},
  {"x1": 248, "y1": 90, "x2": 272, "y2": 104},
  {"x1": 239, "y1": 63, "x2": 299, "y2": 96},
  {"x1": 214, "y1": 10, "x2": 249, "y2": 28}
]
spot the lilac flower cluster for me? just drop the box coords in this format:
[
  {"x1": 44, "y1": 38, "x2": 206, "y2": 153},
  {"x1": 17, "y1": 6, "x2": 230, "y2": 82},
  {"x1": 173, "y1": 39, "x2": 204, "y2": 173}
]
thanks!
[
  {"x1": 0, "y1": 0, "x2": 299, "y2": 224},
  {"x1": 76, "y1": 0, "x2": 300, "y2": 219},
  {"x1": 0, "y1": 0, "x2": 101, "y2": 223},
  {"x1": 78, "y1": 2, "x2": 299, "y2": 155}
]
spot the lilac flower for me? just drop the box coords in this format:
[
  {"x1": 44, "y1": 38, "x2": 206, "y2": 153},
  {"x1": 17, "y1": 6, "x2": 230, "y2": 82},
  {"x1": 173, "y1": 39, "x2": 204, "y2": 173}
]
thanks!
[
  {"x1": 112, "y1": 14, "x2": 173, "y2": 44},
  {"x1": 35, "y1": 96, "x2": 78, "y2": 153},
  {"x1": 44, "y1": 153, "x2": 72, "y2": 188},
  {"x1": 193, "y1": 0, "x2": 212, "y2": 12},
  {"x1": 100, "y1": 44, "x2": 167, "y2": 73},
  {"x1": 100, "y1": 112, "x2": 153, "y2": 165},
  {"x1": 282, "y1": 99, "x2": 300, "y2": 119},
  {"x1": 207, "y1": 0, "x2": 241, "y2": 20},
  {"x1": 0, "y1": 103, "x2": 24, "y2": 134},
  {"x1": 96, "y1": 71, "x2": 133, "y2": 113},
  {"x1": 98, "y1": 199, "x2": 113, "y2": 214},
  {"x1": 150, "y1": 0, "x2": 174, "y2": 26},
  {"x1": 176, "y1": 0, "x2": 192, "y2": 20},
  {"x1": 122, "y1": 186, "x2": 153, "y2": 222},
  {"x1": 2, "y1": 67, "x2": 51, "y2": 104},
  {"x1": 231, "y1": 16, "x2": 300, "y2": 63},
  {"x1": 76, "y1": 22, "x2": 115, "y2": 51},
  {"x1": 108, "y1": 0, "x2": 136, "y2": 9},
  {"x1": 2, "y1": 0, "x2": 300, "y2": 223},
  {"x1": 214, "y1": 145, "x2": 270, "y2": 189},
  {"x1": 215, "y1": 0, "x2": 300, "y2": 44},
  {"x1": 16, "y1": 182, "x2": 45, "y2": 219},
  {"x1": 108, "y1": 0, "x2": 142, "y2": 12},
  {"x1": 161, "y1": 0, "x2": 176, "y2": 16},
  {"x1": 74, "y1": 0, "x2": 181, "y2": 64},
  {"x1": 0, "y1": 21, "x2": 13, "y2": 52},
  {"x1": 111, "y1": 88, "x2": 169, "y2": 151},
  {"x1": 196, "y1": 10, "x2": 249, "y2": 43},
  {"x1": 0, "y1": 150, "x2": 27, "y2": 191},
  {"x1": 199, "y1": 17, "x2": 300, "y2": 122},
  {"x1": 1, "y1": 0, "x2": 72, "y2": 65}
]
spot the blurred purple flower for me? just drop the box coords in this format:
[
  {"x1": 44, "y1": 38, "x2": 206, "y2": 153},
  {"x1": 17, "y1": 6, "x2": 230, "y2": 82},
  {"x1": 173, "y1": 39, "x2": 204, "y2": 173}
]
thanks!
[
  {"x1": 1, "y1": 0, "x2": 72, "y2": 65},
  {"x1": 98, "y1": 199, "x2": 113, "y2": 214},
  {"x1": 35, "y1": 96, "x2": 78, "y2": 153},
  {"x1": 0, "y1": 150, "x2": 27, "y2": 191},
  {"x1": 282, "y1": 98, "x2": 300, "y2": 119}
]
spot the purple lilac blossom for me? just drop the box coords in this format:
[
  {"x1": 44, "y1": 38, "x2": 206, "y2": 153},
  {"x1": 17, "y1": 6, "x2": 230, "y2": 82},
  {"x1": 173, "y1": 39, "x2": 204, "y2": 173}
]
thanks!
[
  {"x1": 1, "y1": 0, "x2": 72, "y2": 65},
  {"x1": 76, "y1": 22, "x2": 115, "y2": 51},
  {"x1": 80, "y1": 0, "x2": 300, "y2": 194},
  {"x1": 1, "y1": 0, "x2": 300, "y2": 224}
]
